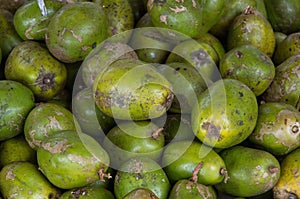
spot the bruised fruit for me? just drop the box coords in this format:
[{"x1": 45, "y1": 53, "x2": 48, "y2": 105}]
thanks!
[
  {"x1": 60, "y1": 186, "x2": 115, "y2": 199},
  {"x1": 192, "y1": 79, "x2": 258, "y2": 148},
  {"x1": 5, "y1": 41, "x2": 67, "y2": 101},
  {"x1": 0, "y1": 161, "x2": 60, "y2": 198},
  {"x1": 215, "y1": 146, "x2": 280, "y2": 197},
  {"x1": 0, "y1": 80, "x2": 35, "y2": 141},
  {"x1": 37, "y1": 131, "x2": 110, "y2": 189},
  {"x1": 249, "y1": 102, "x2": 300, "y2": 156}
]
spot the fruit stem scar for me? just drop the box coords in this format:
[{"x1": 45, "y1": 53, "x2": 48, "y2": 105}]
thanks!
[
  {"x1": 152, "y1": 128, "x2": 164, "y2": 139},
  {"x1": 268, "y1": 165, "x2": 279, "y2": 174},
  {"x1": 220, "y1": 167, "x2": 229, "y2": 183},
  {"x1": 190, "y1": 161, "x2": 203, "y2": 183},
  {"x1": 291, "y1": 122, "x2": 299, "y2": 134},
  {"x1": 98, "y1": 168, "x2": 112, "y2": 182}
]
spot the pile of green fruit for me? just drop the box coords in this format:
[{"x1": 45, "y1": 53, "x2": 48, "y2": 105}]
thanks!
[{"x1": 0, "y1": 0, "x2": 299, "y2": 198}]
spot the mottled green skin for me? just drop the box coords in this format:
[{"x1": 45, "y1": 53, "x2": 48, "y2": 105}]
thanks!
[
  {"x1": 94, "y1": 58, "x2": 174, "y2": 120},
  {"x1": 60, "y1": 186, "x2": 115, "y2": 199},
  {"x1": 0, "y1": 80, "x2": 35, "y2": 141},
  {"x1": 0, "y1": 135, "x2": 36, "y2": 167},
  {"x1": 0, "y1": 162, "x2": 60, "y2": 199},
  {"x1": 254, "y1": 0, "x2": 267, "y2": 18},
  {"x1": 215, "y1": 146, "x2": 280, "y2": 197},
  {"x1": 0, "y1": 9, "x2": 22, "y2": 58},
  {"x1": 168, "y1": 180, "x2": 217, "y2": 199},
  {"x1": 273, "y1": 32, "x2": 300, "y2": 65},
  {"x1": 219, "y1": 45, "x2": 275, "y2": 96},
  {"x1": 102, "y1": 121, "x2": 164, "y2": 167},
  {"x1": 46, "y1": 2, "x2": 109, "y2": 63},
  {"x1": 262, "y1": 54, "x2": 300, "y2": 109},
  {"x1": 147, "y1": 0, "x2": 224, "y2": 38},
  {"x1": 37, "y1": 131, "x2": 110, "y2": 189},
  {"x1": 249, "y1": 102, "x2": 300, "y2": 156},
  {"x1": 24, "y1": 103, "x2": 76, "y2": 150},
  {"x1": 162, "y1": 141, "x2": 226, "y2": 185},
  {"x1": 227, "y1": 7, "x2": 275, "y2": 57},
  {"x1": 114, "y1": 157, "x2": 170, "y2": 199},
  {"x1": 123, "y1": 188, "x2": 158, "y2": 199},
  {"x1": 13, "y1": 0, "x2": 65, "y2": 40},
  {"x1": 5, "y1": 41, "x2": 67, "y2": 101},
  {"x1": 192, "y1": 79, "x2": 258, "y2": 148},
  {"x1": 264, "y1": 0, "x2": 300, "y2": 34}
]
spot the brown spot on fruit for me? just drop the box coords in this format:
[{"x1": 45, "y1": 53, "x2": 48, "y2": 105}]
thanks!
[
  {"x1": 235, "y1": 50, "x2": 243, "y2": 58},
  {"x1": 291, "y1": 123, "x2": 299, "y2": 134},
  {"x1": 202, "y1": 122, "x2": 221, "y2": 140},
  {"x1": 160, "y1": 15, "x2": 168, "y2": 25},
  {"x1": 41, "y1": 139, "x2": 73, "y2": 154}
]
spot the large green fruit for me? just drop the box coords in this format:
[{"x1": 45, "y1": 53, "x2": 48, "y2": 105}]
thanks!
[
  {"x1": 5, "y1": 41, "x2": 67, "y2": 101},
  {"x1": 37, "y1": 131, "x2": 110, "y2": 189},
  {"x1": 264, "y1": 0, "x2": 300, "y2": 34},
  {"x1": 93, "y1": 58, "x2": 174, "y2": 120},
  {"x1": 60, "y1": 186, "x2": 115, "y2": 199},
  {"x1": 24, "y1": 102, "x2": 76, "y2": 150},
  {"x1": 192, "y1": 79, "x2": 258, "y2": 148},
  {"x1": 249, "y1": 102, "x2": 300, "y2": 156},
  {"x1": 0, "y1": 80, "x2": 35, "y2": 141},
  {"x1": 46, "y1": 2, "x2": 109, "y2": 63},
  {"x1": 0, "y1": 161, "x2": 60, "y2": 198},
  {"x1": 114, "y1": 157, "x2": 170, "y2": 199},
  {"x1": 215, "y1": 146, "x2": 280, "y2": 197},
  {"x1": 13, "y1": 0, "x2": 65, "y2": 40}
]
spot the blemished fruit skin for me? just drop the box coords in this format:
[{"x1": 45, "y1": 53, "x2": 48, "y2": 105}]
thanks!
[
  {"x1": 0, "y1": 80, "x2": 35, "y2": 141},
  {"x1": 59, "y1": 186, "x2": 115, "y2": 199},
  {"x1": 215, "y1": 146, "x2": 281, "y2": 197},
  {"x1": 273, "y1": 148, "x2": 300, "y2": 199},
  {"x1": 249, "y1": 102, "x2": 300, "y2": 156},
  {"x1": 0, "y1": 161, "x2": 60, "y2": 199},
  {"x1": 192, "y1": 79, "x2": 258, "y2": 149},
  {"x1": 123, "y1": 188, "x2": 159, "y2": 199}
]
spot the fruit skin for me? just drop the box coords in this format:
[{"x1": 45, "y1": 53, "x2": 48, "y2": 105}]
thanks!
[
  {"x1": 114, "y1": 157, "x2": 170, "y2": 199},
  {"x1": 273, "y1": 148, "x2": 300, "y2": 199},
  {"x1": 262, "y1": 54, "x2": 300, "y2": 110},
  {"x1": 0, "y1": 161, "x2": 60, "y2": 199},
  {"x1": 94, "y1": 58, "x2": 174, "y2": 120},
  {"x1": 249, "y1": 102, "x2": 300, "y2": 156},
  {"x1": 192, "y1": 79, "x2": 258, "y2": 149},
  {"x1": 123, "y1": 188, "x2": 158, "y2": 199},
  {"x1": 162, "y1": 141, "x2": 227, "y2": 185},
  {"x1": 24, "y1": 103, "x2": 76, "y2": 150},
  {"x1": 60, "y1": 186, "x2": 115, "y2": 199},
  {"x1": 0, "y1": 0, "x2": 29, "y2": 14},
  {"x1": 0, "y1": 80, "x2": 35, "y2": 141},
  {"x1": 215, "y1": 146, "x2": 281, "y2": 197},
  {"x1": 264, "y1": 0, "x2": 300, "y2": 34},
  {"x1": 46, "y1": 2, "x2": 109, "y2": 63},
  {"x1": 13, "y1": 0, "x2": 65, "y2": 40},
  {"x1": 5, "y1": 41, "x2": 67, "y2": 101},
  {"x1": 37, "y1": 131, "x2": 110, "y2": 189},
  {"x1": 227, "y1": 7, "x2": 275, "y2": 57},
  {"x1": 219, "y1": 45, "x2": 275, "y2": 96}
]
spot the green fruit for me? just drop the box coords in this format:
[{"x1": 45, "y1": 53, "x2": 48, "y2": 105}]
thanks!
[
  {"x1": 219, "y1": 45, "x2": 275, "y2": 96},
  {"x1": 274, "y1": 32, "x2": 287, "y2": 47},
  {"x1": 0, "y1": 161, "x2": 60, "y2": 198},
  {"x1": 264, "y1": 0, "x2": 300, "y2": 34},
  {"x1": 13, "y1": 0, "x2": 65, "y2": 40},
  {"x1": 168, "y1": 179, "x2": 217, "y2": 199},
  {"x1": 273, "y1": 148, "x2": 300, "y2": 199},
  {"x1": 46, "y1": 2, "x2": 109, "y2": 63},
  {"x1": 93, "y1": 58, "x2": 174, "y2": 120},
  {"x1": 254, "y1": 0, "x2": 267, "y2": 18},
  {"x1": 0, "y1": 9, "x2": 22, "y2": 59},
  {"x1": 147, "y1": 0, "x2": 224, "y2": 38},
  {"x1": 102, "y1": 121, "x2": 164, "y2": 166},
  {"x1": 123, "y1": 188, "x2": 158, "y2": 199},
  {"x1": 227, "y1": 6, "x2": 275, "y2": 57},
  {"x1": 192, "y1": 79, "x2": 258, "y2": 148},
  {"x1": 0, "y1": 135, "x2": 36, "y2": 167},
  {"x1": 215, "y1": 146, "x2": 280, "y2": 197},
  {"x1": 162, "y1": 141, "x2": 227, "y2": 185},
  {"x1": 128, "y1": 0, "x2": 147, "y2": 23},
  {"x1": 262, "y1": 54, "x2": 300, "y2": 109},
  {"x1": 0, "y1": 80, "x2": 35, "y2": 141},
  {"x1": 60, "y1": 186, "x2": 115, "y2": 199},
  {"x1": 5, "y1": 41, "x2": 67, "y2": 101},
  {"x1": 37, "y1": 131, "x2": 110, "y2": 189},
  {"x1": 249, "y1": 102, "x2": 300, "y2": 156},
  {"x1": 114, "y1": 157, "x2": 170, "y2": 199},
  {"x1": 24, "y1": 103, "x2": 76, "y2": 150},
  {"x1": 273, "y1": 32, "x2": 300, "y2": 65}
]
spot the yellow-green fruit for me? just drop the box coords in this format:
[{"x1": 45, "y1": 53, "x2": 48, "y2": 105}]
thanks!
[
  {"x1": 0, "y1": 161, "x2": 60, "y2": 198},
  {"x1": 94, "y1": 58, "x2": 174, "y2": 120},
  {"x1": 0, "y1": 135, "x2": 36, "y2": 167},
  {"x1": 192, "y1": 79, "x2": 258, "y2": 148},
  {"x1": 5, "y1": 41, "x2": 67, "y2": 101},
  {"x1": 273, "y1": 148, "x2": 300, "y2": 199}
]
